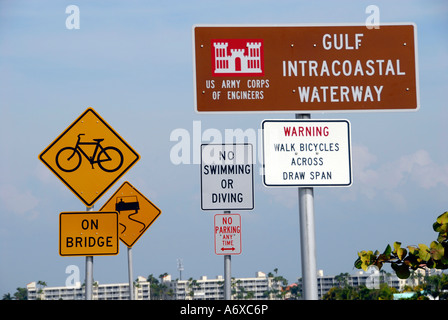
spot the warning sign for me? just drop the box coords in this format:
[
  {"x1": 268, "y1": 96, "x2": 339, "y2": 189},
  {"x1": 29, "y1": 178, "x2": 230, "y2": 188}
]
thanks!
[
  {"x1": 39, "y1": 108, "x2": 140, "y2": 207},
  {"x1": 262, "y1": 119, "x2": 352, "y2": 187},
  {"x1": 100, "y1": 181, "x2": 161, "y2": 247}
]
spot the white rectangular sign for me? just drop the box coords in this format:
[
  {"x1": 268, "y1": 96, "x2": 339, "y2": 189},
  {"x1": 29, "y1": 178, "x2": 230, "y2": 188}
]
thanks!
[
  {"x1": 262, "y1": 120, "x2": 352, "y2": 187},
  {"x1": 201, "y1": 144, "x2": 254, "y2": 210},
  {"x1": 214, "y1": 214, "x2": 242, "y2": 255}
]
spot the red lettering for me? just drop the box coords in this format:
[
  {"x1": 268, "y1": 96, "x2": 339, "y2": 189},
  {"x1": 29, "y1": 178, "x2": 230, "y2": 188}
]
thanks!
[{"x1": 283, "y1": 126, "x2": 330, "y2": 137}]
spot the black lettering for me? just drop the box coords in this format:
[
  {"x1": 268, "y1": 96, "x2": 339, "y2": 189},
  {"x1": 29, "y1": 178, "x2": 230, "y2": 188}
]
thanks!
[
  {"x1": 211, "y1": 193, "x2": 244, "y2": 203},
  {"x1": 205, "y1": 165, "x2": 252, "y2": 175},
  {"x1": 107, "y1": 236, "x2": 113, "y2": 247}
]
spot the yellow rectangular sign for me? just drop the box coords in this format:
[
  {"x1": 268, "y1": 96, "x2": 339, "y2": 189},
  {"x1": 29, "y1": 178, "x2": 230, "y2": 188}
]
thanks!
[{"x1": 59, "y1": 211, "x2": 119, "y2": 256}]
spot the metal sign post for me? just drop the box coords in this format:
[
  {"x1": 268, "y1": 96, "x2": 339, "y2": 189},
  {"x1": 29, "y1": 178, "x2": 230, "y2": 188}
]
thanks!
[
  {"x1": 298, "y1": 187, "x2": 318, "y2": 299},
  {"x1": 224, "y1": 254, "x2": 231, "y2": 300},
  {"x1": 128, "y1": 247, "x2": 134, "y2": 300},
  {"x1": 85, "y1": 205, "x2": 94, "y2": 300},
  {"x1": 223, "y1": 210, "x2": 232, "y2": 300},
  {"x1": 295, "y1": 113, "x2": 318, "y2": 300}
]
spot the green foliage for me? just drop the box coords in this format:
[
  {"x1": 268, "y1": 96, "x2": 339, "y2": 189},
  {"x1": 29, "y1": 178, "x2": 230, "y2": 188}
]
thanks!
[
  {"x1": 322, "y1": 283, "x2": 396, "y2": 300},
  {"x1": 355, "y1": 211, "x2": 448, "y2": 279},
  {"x1": 262, "y1": 268, "x2": 289, "y2": 300},
  {"x1": 2, "y1": 288, "x2": 27, "y2": 300},
  {"x1": 147, "y1": 273, "x2": 173, "y2": 300}
]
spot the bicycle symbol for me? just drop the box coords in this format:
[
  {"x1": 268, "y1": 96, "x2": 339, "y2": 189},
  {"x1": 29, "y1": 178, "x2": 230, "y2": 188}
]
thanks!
[{"x1": 56, "y1": 134, "x2": 124, "y2": 173}]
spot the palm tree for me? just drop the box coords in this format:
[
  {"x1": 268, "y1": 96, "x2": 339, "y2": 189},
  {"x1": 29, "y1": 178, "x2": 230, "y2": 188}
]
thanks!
[
  {"x1": 334, "y1": 273, "x2": 350, "y2": 288},
  {"x1": 266, "y1": 269, "x2": 288, "y2": 300},
  {"x1": 36, "y1": 280, "x2": 47, "y2": 299},
  {"x1": 159, "y1": 272, "x2": 168, "y2": 281},
  {"x1": 147, "y1": 274, "x2": 161, "y2": 299},
  {"x1": 13, "y1": 288, "x2": 28, "y2": 300},
  {"x1": 186, "y1": 278, "x2": 201, "y2": 299},
  {"x1": 2, "y1": 293, "x2": 12, "y2": 300},
  {"x1": 37, "y1": 280, "x2": 47, "y2": 291},
  {"x1": 157, "y1": 273, "x2": 170, "y2": 299}
]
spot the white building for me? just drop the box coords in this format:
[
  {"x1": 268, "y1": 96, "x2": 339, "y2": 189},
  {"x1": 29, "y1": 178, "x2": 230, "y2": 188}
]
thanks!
[
  {"x1": 26, "y1": 271, "x2": 283, "y2": 300},
  {"x1": 28, "y1": 268, "x2": 432, "y2": 300},
  {"x1": 27, "y1": 276, "x2": 150, "y2": 300},
  {"x1": 165, "y1": 271, "x2": 283, "y2": 300}
]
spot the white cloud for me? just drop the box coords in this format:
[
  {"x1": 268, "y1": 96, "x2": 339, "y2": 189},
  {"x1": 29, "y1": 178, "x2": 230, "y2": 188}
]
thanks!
[
  {"x1": 0, "y1": 184, "x2": 39, "y2": 218},
  {"x1": 257, "y1": 145, "x2": 448, "y2": 210},
  {"x1": 259, "y1": 185, "x2": 297, "y2": 209},
  {"x1": 344, "y1": 145, "x2": 448, "y2": 209},
  {"x1": 35, "y1": 162, "x2": 54, "y2": 184},
  {"x1": 356, "y1": 147, "x2": 448, "y2": 189}
]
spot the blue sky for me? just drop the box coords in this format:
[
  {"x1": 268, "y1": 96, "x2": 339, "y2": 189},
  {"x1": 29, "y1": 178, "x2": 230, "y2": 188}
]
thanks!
[{"x1": 1, "y1": 0, "x2": 448, "y2": 297}]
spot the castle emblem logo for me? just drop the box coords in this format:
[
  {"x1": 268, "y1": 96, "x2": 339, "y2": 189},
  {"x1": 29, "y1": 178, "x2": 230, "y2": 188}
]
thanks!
[{"x1": 211, "y1": 39, "x2": 264, "y2": 76}]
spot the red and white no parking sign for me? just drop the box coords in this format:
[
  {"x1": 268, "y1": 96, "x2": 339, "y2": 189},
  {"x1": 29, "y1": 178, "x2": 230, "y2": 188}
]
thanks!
[{"x1": 214, "y1": 214, "x2": 241, "y2": 255}]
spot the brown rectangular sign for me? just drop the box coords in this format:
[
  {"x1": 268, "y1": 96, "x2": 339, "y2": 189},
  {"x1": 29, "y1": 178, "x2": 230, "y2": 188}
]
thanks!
[{"x1": 193, "y1": 24, "x2": 418, "y2": 112}]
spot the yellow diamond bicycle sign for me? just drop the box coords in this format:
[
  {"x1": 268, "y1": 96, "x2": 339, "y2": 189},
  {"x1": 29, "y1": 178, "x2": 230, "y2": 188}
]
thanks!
[{"x1": 39, "y1": 108, "x2": 140, "y2": 207}]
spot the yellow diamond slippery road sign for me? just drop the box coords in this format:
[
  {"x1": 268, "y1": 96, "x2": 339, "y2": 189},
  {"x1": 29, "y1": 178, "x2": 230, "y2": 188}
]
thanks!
[
  {"x1": 39, "y1": 108, "x2": 140, "y2": 207},
  {"x1": 100, "y1": 181, "x2": 161, "y2": 248}
]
